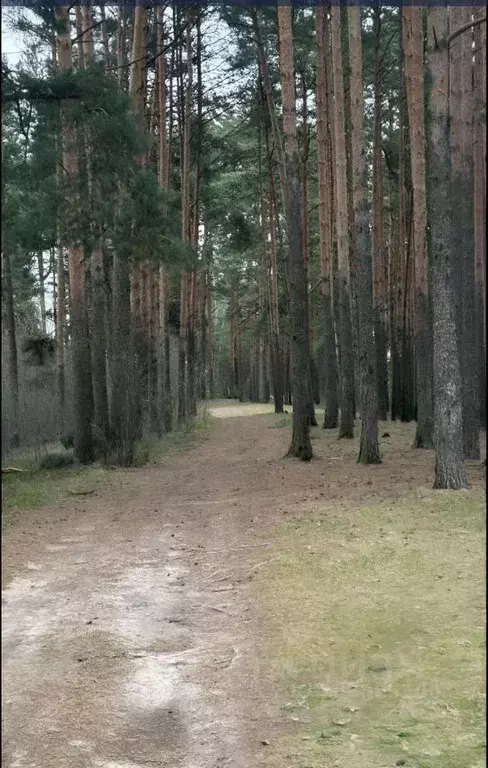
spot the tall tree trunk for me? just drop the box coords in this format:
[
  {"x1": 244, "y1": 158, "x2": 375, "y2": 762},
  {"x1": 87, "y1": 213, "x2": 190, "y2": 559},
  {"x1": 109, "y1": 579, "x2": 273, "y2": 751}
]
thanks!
[
  {"x1": 56, "y1": 244, "x2": 66, "y2": 417},
  {"x1": 372, "y1": 6, "x2": 389, "y2": 421},
  {"x1": 348, "y1": 6, "x2": 381, "y2": 464},
  {"x1": 473, "y1": 12, "x2": 486, "y2": 426},
  {"x1": 331, "y1": 6, "x2": 355, "y2": 439},
  {"x1": 2, "y1": 243, "x2": 19, "y2": 447},
  {"x1": 300, "y1": 74, "x2": 318, "y2": 427},
  {"x1": 277, "y1": 4, "x2": 312, "y2": 461},
  {"x1": 156, "y1": 7, "x2": 173, "y2": 433},
  {"x1": 263, "y1": 116, "x2": 285, "y2": 414},
  {"x1": 207, "y1": 273, "x2": 214, "y2": 399},
  {"x1": 111, "y1": 246, "x2": 136, "y2": 466},
  {"x1": 460, "y1": 10, "x2": 479, "y2": 458},
  {"x1": 428, "y1": 5, "x2": 467, "y2": 489},
  {"x1": 403, "y1": 7, "x2": 434, "y2": 448},
  {"x1": 56, "y1": 6, "x2": 94, "y2": 464},
  {"x1": 316, "y1": 5, "x2": 339, "y2": 429},
  {"x1": 178, "y1": 12, "x2": 193, "y2": 425},
  {"x1": 81, "y1": 6, "x2": 109, "y2": 442},
  {"x1": 37, "y1": 252, "x2": 46, "y2": 334},
  {"x1": 129, "y1": 5, "x2": 148, "y2": 439},
  {"x1": 252, "y1": 9, "x2": 287, "y2": 212}
]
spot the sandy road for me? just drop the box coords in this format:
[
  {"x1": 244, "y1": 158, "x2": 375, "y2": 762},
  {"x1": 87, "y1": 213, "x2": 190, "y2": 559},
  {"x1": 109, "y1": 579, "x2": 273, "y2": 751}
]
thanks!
[{"x1": 2, "y1": 409, "x2": 283, "y2": 768}]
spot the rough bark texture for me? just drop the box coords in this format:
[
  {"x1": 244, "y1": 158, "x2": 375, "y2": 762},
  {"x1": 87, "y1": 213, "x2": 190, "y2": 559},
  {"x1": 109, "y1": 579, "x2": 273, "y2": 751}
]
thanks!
[
  {"x1": 56, "y1": 245, "x2": 66, "y2": 414},
  {"x1": 347, "y1": 7, "x2": 381, "y2": 464},
  {"x1": 90, "y1": 244, "x2": 109, "y2": 440},
  {"x1": 473, "y1": 13, "x2": 486, "y2": 426},
  {"x1": 403, "y1": 7, "x2": 434, "y2": 448},
  {"x1": 178, "y1": 14, "x2": 193, "y2": 425},
  {"x1": 56, "y1": 6, "x2": 94, "y2": 464},
  {"x1": 316, "y1": 6, "x2": 338, "y2": 429},
  {"x1": 428, "y1": 5, "x2": 467, "y2": 490},
  {"x1": 156, "y1": 7, "x2": 173, "y2": 433},
  {"x1": 262, "y1": 126, "x2": 284, "y2": 413},
  {"x1": 331, "y1": 6, "x2": 355, "y2": 439},
  {"x1": 252, "y1": 9, "x2": 287, "y2": 212},
  {"x1": 460, "y1": 10, "x2": 479, "y2": 458},
  {"x1": 81, "y1": 9, "x2": 109, "y2": 442},
  {"x1": 277, "y1": 4, "x2": 312, "y2": 461},
  {"x1": 372, "y1": 6, "x2": 389, "y2": 421},
  {"x1": 2, "y1": 242, "x2": 19, "y2": 444}
]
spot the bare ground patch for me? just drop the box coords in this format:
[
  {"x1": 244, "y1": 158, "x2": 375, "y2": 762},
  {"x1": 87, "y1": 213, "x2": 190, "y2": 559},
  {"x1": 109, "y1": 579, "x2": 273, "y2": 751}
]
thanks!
[{"x1": 2, "y1": 404, "x2": 485, "y2": 767}]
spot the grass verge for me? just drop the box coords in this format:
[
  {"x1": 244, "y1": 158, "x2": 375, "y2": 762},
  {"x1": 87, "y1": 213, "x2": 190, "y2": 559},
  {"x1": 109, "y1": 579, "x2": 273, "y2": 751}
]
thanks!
[
  {"x1": 2, "y1": 417, "x2": 213, "y2": 524},
  {"x1": 257, "y1": 489, "x2": 485, "y2": 768}
]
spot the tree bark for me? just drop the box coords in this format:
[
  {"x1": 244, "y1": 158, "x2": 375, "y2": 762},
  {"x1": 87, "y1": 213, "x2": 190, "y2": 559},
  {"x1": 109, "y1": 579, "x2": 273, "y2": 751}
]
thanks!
[
  {"x1": 56, "y1": 6, "x2": 94, "y2": 464},
  {"x1": 347, "y1": 6, "x2": 381, "y2": 464},
  {"x1": 372, "y1": 6, "x2": 389, "y2": 421},
  {"x1": 56, "y1": 245, "x2": 66, "y2": 417},
  {"x1": 178, "y1": 12, "x2": 193, "y2": 425},
  {"x1": 460, "y1": 9, "x2": 479, "y2": 457},
  {"x1": 428, "y1": 5, "x2": 467, "y2": 489},
  {"x1": 2, "y1": 242, "x2": 19, "y2": 445},
  {"x1": 473, "y1": 12, "x2": 486, "y2": 426},
  {"x1": 156, "y1": 6, "x2": 173, "y2": 433},
  {"x1": 316, "y1": 6, "x2": 339, "y2": 429},
  {"x1": 81, "y1": 6, "x2": 109, "y2": 442},
  {"x1": 403, "y1": 7, "x2": 434, "y2": 448},
  {"x1": 331, "y1": 6, "x2": 355, "y2": 439},
  {"x1": 277, "y1": 4, "x2": 312, "y2": 461}
]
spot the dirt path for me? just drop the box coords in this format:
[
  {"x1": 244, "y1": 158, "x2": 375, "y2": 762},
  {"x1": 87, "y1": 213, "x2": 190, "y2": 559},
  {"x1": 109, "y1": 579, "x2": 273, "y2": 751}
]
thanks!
[
  {"x1": 2, "y1": 407, "x2": 286, "y2": 768},
  {"x1": 2, "y1": 403, "x2": 485, "y2": 768}
]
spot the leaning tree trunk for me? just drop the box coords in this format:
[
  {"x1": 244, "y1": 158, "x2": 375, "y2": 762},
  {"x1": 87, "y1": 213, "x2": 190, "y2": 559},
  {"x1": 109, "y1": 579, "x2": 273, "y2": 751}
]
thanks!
[
  {"x1": 316, "y1": 5, "x2": 338, "y2": 429},
  {"x1": 263, "y1": 119, "x2": 284, "y2": 414},
  {"x1": 428, "y1": 5, "x2": 467, "y2": 490},
  {"x1": 56, "y1": 5, "x2": 94, "y2": 464},
  {"x1": 348, "y1": 6, "x2": 381, "y2": 464},
  {"x1": 331, "y1": 6, "x2": 355, "y2": 439},
  {"x1": 277, "y1": 4, "x2": 312, "y2": 461},
  {"x1": 403, "y1": 7, "x2": 434, "y2": 448},
  {"x1": 300, "y1": 74, "x2": 318, "y2": 427}
]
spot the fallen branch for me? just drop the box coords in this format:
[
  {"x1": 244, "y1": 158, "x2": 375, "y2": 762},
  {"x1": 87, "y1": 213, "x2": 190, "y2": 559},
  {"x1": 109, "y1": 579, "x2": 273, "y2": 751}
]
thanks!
[
  {"x1": 2, "y1": 467, "x2": 27, "y2": 473},
  {"x1": 67, "y1": 489, "x2": 95, "y2": 496}
]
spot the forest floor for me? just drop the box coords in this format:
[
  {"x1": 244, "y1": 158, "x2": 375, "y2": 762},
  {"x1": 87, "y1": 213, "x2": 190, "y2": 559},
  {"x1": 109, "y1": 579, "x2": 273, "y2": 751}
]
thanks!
[{"x1": 2, "y1": 401, "x2": 485, "y2": 768}]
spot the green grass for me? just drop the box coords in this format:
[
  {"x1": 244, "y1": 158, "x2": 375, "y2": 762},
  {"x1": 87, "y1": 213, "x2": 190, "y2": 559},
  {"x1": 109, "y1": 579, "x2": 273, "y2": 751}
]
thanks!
[
  {"x1": 257, "y1": 489, "x2": 485, "y2": 768},
  {"x1": 2, "y1": 418, "x2": 213, "y2": 524},
  {"x1": 132, "y1": 417, "x2": 213, "y2": 464},
  {"x1": 2, "y1": 465, "x2": 111, "y2": 524}
]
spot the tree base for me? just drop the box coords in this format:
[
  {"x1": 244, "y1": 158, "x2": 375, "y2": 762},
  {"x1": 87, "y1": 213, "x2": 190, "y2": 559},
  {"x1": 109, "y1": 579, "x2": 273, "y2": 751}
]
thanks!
[
  {"x1": 433, "y1": 460, "x2": 468, "y2": 490},
  {"x1": 357, "y1": 446, "x2": 381, "y2": 465},
  {"x1": 286, "y1": 441, "x2": 313, "y2": 462},
  {"x1": 323, "y1": 416, "x2": 338, "y2": 429},
  {"x1": 413, "y1": 423, "x2": 434, "y2": 449}
]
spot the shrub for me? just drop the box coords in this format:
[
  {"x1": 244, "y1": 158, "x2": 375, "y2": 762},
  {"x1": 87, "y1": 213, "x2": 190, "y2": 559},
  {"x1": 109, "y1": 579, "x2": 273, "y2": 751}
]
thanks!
[{"x1": 37, "y1": 451, "x2": 75, "y2": 470}]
